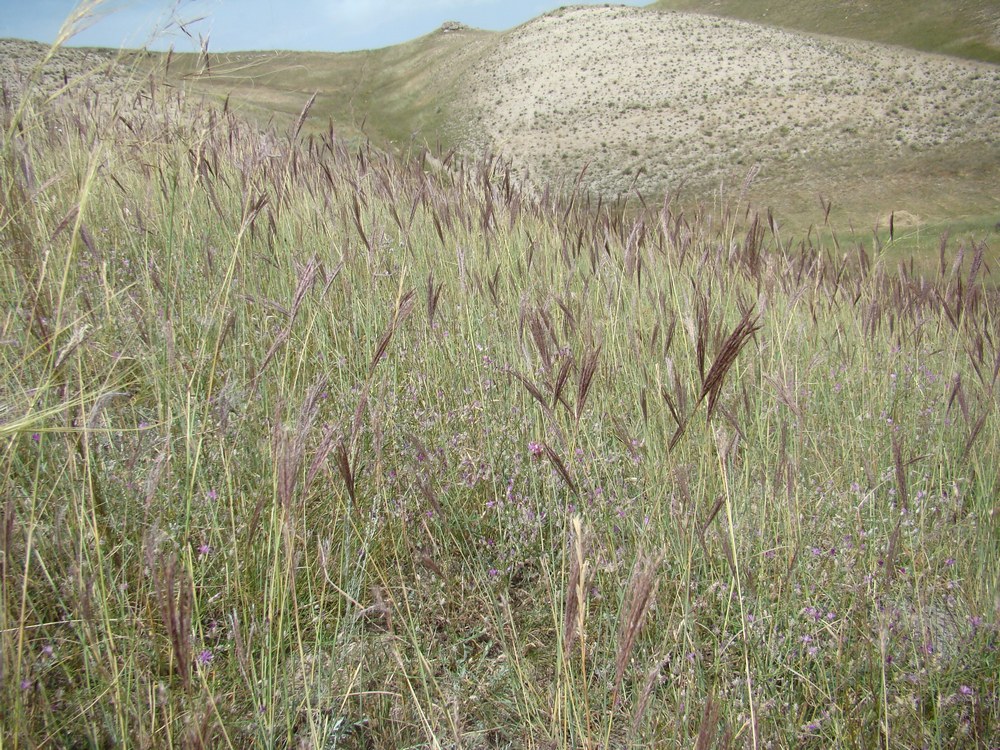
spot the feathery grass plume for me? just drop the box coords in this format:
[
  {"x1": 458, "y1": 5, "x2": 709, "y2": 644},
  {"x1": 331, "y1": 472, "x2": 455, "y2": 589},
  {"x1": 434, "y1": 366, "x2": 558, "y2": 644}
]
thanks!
[
  {"x1": 369, "y1": 287, "x2": 416, "y2": 376},
  {"x1": 274, "y1": 381, "x2": 327, "y2": 512},
  {"x1": 693, "y1": 694, "x2": 731, "y2": 750},
  {"x1": 426, "y1": 270, "x2": 444, "y2": 328},
  {"x1": 334, "y1": 441, "x2": 356, "y2": 505},
  {"x1": 551, "y1": 356, "x2": 574, "y2": 412},
  {"x1": 962, "y1": 410, "x2": 989, "y2": 462},
  {"x1": 891, "y1": 433, "x2": 909, "y2": 511},
  {"x1": 291, "y1": 91, "x2": 317, "y2": 142},
  {"x1": 628, "y1": 657, "x2": 668, "y2": 741},
  {"x1": 513, "y1": 370, "x2": 554, "y2": 417},
  {"x1": 612, "y1": 553, "x2": 660, "y2": 707},
  {"x1": 562, "y1": 516, "x2": 590, "y2": 659},
  {"x1": 155, "y1": 553, "x2": 193, "y2": 692},
  {"x1": 575, "y1": 345, "x2": 601, "y2": 423},
  {"x1": 543, "y1": 442, "x2": 577, "y2": 496},
  {"x1": 698, "y1": 306, "x2": 761, "y2": 420}
]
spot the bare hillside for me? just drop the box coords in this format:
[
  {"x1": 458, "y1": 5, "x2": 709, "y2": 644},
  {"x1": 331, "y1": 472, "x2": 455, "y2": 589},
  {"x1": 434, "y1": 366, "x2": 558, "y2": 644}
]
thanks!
[{"x1": 459, "y1": 5, "x2": 1000, "y2": 222}]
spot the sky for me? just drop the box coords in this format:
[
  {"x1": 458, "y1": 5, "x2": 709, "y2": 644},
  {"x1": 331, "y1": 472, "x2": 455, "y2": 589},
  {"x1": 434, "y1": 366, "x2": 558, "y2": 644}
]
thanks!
[{"x1": 0, "y1": 0, "x2": 650, "y2": 52}]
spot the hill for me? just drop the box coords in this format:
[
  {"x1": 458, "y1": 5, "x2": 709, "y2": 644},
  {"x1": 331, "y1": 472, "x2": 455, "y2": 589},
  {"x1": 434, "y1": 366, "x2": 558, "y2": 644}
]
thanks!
[
  {"x1": 7, "y1": 2, "x2": 998, "y2": 239},
  {"x1": 648, "y1": 0, "x2": 1000, "y2": 64},
  {"x1": 458, "y1": 5, "x2": 1000, "y2": 232}
]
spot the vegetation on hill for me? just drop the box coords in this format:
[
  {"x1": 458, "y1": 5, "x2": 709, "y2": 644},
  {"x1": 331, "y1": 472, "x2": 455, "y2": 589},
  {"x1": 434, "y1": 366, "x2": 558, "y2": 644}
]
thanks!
[
  {"x1": 154, "y1": 23, "x2": 494, "y2": 147},
  {"x1": 1, "y1": 42, "x2": 998, "y2": 748},
  {"x1": 649, "y1": 0, "x2": 1000, "y2": 64}
]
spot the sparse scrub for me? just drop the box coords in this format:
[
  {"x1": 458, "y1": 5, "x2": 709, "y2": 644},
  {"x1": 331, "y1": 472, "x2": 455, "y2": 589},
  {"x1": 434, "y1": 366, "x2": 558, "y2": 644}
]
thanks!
[{"x1": 1, "y1": 34, "x2": 998, "y2": 750}]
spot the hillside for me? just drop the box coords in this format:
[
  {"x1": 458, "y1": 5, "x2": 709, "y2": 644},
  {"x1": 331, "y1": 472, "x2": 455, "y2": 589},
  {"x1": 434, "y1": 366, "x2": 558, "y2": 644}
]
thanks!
[
  {"x1": 7, "y1": 2, "x2": 999, "y2": 238},
  {"x1": 459, "y1": 5, "x2": 1000, "y2": 230},
  {"x1": 158, "y1": 23, "x2": 495, "y2": 146},
  {"x1": 649, "y1": 0, "x2": 1000, "y2": 64}
]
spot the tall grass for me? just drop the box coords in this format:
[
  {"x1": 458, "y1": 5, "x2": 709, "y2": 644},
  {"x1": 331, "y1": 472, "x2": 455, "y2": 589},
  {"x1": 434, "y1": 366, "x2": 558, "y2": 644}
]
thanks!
[{"x1": 0, "y1": 40, "x2": 997, "y2": 749}]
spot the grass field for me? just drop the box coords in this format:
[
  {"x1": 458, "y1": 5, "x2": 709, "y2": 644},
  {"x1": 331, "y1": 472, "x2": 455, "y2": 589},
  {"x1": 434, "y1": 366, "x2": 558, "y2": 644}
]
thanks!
[{"x1": 1, "y1": 31, "x2": 998, "y2": 748}]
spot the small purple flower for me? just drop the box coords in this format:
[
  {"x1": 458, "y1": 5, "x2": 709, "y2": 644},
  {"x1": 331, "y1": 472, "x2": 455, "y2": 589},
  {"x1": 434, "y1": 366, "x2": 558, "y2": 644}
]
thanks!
[
  {"x1": 945, "y1": 557, "x2": 955, "y2": 566},
  {"x1": 206, "y1": 489, "x2": 218, "y2": 501},
  {"x1": 31, "y1": 433, "x2": 40, "y2": 443},
  {"x1": 959, "y1": 685, "x2": 974, "y2": 696},
  {"x1": 41, "y1": 644, "x2": 54, "y2": 657},
  {"x1": 198, "y1": 543, "x2": 212, "y2": 557},
  {"x1": 196, "y1": 649, "x2": 213, "y2": 666},
  {"x1": 527, "y1": 441, "x2": 543, "y2": 458}
]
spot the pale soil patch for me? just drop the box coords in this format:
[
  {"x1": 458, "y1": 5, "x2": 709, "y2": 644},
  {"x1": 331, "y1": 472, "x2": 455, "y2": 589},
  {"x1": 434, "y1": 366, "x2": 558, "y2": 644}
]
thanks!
[{"x1": 457, "y1": 5, "x2": 1000, "y2": 220}]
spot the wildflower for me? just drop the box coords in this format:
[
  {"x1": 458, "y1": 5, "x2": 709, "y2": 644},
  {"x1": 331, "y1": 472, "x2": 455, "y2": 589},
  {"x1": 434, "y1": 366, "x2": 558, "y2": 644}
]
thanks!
[
  {"x1": 206, "y1": 489, "x2": 218, "y2": 501},
  {"x1": 959, "y1": 685, "x2": 974, "y2": 696},
  {"x1": 527, "y1": 440, "x2": 543, "y2": 458},
  {"x1": 198, "y1": 543, "x2": 212, "y2": 557},
  {"x1": 196, "y1": 649, "x2": 213, "y2": 667}
]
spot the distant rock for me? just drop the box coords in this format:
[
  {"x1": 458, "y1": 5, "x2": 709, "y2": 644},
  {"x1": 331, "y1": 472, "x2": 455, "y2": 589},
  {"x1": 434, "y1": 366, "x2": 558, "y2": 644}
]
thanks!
[{"x1": 439, "y1": 21, "x2": 471, "y2": 34}]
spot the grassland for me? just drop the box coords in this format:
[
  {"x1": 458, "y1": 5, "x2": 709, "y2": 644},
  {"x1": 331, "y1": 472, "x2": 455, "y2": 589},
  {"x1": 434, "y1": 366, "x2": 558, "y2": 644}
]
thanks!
[
  {"x1": 153, "y1": 23, "x2": 494, "y2": 148},
  {"x1": 1, "y1": 36, "x2": 998, "y2": 749},
  {"x1": 114, "y1": 2, "x2": 1000, "y2": 244}
]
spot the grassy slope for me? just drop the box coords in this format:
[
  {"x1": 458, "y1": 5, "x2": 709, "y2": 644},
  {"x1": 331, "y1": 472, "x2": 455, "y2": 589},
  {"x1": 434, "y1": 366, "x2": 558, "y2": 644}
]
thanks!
[
  {"x1": 142, "y1": 5, "x2": 1000, "y2": 244},
  {"x1": 156, "y1": 25, "x2": 495, "y2": 146},
  {"x1": 648, "y1": 0, "x2": 1000, "y2": 64}
]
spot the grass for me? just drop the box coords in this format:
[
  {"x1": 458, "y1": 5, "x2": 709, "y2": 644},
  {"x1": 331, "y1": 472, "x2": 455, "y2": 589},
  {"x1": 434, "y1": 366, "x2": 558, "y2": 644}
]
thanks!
[{"x1": 1, "y1": 29, "x2": 998, "y2": 750}]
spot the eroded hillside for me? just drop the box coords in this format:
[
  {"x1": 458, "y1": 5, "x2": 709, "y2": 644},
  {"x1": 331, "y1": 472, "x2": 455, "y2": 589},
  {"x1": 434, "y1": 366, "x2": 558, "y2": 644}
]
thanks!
[{"x1": 459, "y1": 5, "x2": 1000, "y2": 225}]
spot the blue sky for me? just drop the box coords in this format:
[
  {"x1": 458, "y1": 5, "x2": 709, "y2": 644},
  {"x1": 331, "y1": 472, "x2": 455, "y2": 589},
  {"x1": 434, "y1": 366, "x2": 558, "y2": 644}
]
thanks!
[{"x1": 0, "y1": 0, "x2": 649, "y2": 52}]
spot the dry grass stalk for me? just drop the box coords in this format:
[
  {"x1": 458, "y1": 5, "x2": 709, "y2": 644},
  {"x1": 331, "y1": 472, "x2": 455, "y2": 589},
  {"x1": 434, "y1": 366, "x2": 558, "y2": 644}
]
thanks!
[
  {"x1": 575, "y1": 346, "x2": 601, "y2": 423},
  {"x1": 426, "y1": 270, "x2": 444, "y2": 328},
  {"x1": 155, "y1": 553, "x2": 192, "y2": 691},
  {"x1": 562, "y1": 516, "x2": 590, "y2": 658},
  {"x1": 543, "y1": 442, "x2": 578, "y2": 496},
  {"x1": 335, "y1": 441, "x2": 356, "y2": 504},
  {"x1": 628, "y1": 657, "x2": 667, "y2": 740},
  {"x1": 699, "y1": 308, "x2": 761, "y2": 419},
  {"x1": 612, "y1": 552, "x2": 660, "y2": 707},
  {"x1": 891, "y1": 434, "x2": 909, "y2": 511},
  {"x1": 551, "y1": 357, "x2": 574, "y2": 412},
  {"x1": 370, "y1": 288, "x2": 416, "y2": 376},
  {"x1": 694, "y1": 694, "x2": 730, "y2": 750}
]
